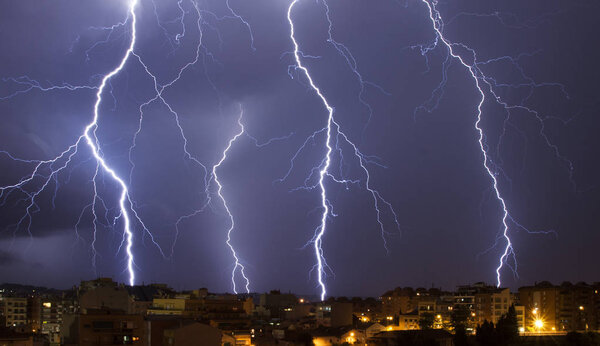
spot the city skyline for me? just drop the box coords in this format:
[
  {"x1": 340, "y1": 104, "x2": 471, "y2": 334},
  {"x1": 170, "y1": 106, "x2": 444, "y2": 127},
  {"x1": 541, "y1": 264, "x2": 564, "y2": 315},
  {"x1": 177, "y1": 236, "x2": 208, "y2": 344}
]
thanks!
[{"x1": 2, "y1": 277, "x2": 600, "y2": 342}]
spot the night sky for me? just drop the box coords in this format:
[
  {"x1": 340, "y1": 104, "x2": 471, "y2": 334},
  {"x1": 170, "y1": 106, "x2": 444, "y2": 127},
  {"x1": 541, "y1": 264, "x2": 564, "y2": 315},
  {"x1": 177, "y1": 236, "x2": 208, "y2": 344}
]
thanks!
[{"x1": 0, "y1": 0, "x2": 599, "y2": 298}]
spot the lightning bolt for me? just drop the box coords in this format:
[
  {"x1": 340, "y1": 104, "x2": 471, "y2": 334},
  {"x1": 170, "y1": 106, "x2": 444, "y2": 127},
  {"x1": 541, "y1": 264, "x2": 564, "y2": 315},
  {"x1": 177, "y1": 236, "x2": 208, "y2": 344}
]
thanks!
[
  {"x1": 133, "y1": 1, "x2": 259, "y2": 293},
  {"x1": 286, "y1": 0, "x2": 399, "y2": 301},
  {"x1": 225, "y1": 0, "x2": 256, "y2": 52},
  {"x1": 200, "y1": 105, "x2": 294, "y2": 294},
  {"x1": 320, "y1": 0, "x2": 391, "y2": 133},
  {"x1": 128, "y1": 0, "x2": 213, "y2": 260},
  {"x1": 416, "y1": 0, "x2": 567, "y2": 286},
  {"x1": 128, "y1": 0, "x2": 272, "y2": 293},
  {"x1": 83, "y1": 0, "x2": 143, "y2": 286},
  {"x1": 0, "y1": 0, "x2": 163, "y2": 286},
  {"x1": 208, "y1": 107, "x2": 250, "y2": 294},
  {"x1": 196, "y1": 1, "x2": 256, "y2": 53}
]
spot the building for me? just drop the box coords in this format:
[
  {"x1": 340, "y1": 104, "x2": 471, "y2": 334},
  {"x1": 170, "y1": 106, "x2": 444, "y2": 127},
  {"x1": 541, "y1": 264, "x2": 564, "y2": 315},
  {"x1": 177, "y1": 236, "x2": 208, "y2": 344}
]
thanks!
[
  {"x1": 365, "y1": 323, "x2": 386, "y2": 338},
  {"x1": 519, "y1": 282, "x2": 561, "y2": 332},
  {"x1": 310, "y1": 327, "x2": 352, "y2": 345},
  {"x1": 350, "y1": 297, "x2": 383, "y2": 324},
  {"x1": 147, "y1": 296, "x2": 201, "y2": 318},
  {"x1": 162, "y1": 322, "x2": 222, "y2": 346},
  {"x1": 284, "y1": 303, "x2": 313, "y2": 321},
  {"x1": 1, "y1": 298, "x2": 27, "y2": 327},
  {"x1": 40, "y1": 299, "x2": 63, "y2": 343},
  {"x1": 145, "y1": 316, "x2": 195, "y2": 346},
  {"x1": 79, "y1": 286, "x2": 133, "y2": 314},
  {"x1": 0, "y1": 330, "x2": 34, "y2": 346},
  {"x1": 78, "y1": 309, "x2": 145, "y2": 345},
  {"x1": 203, "y1": 294, "x2": 250, "y2": 321},
  {"x1": 330, "y1": 302, "x2": 352, "y2": 327},
  {"x1": 79, "y1": 278, "x2": 118, "y2": 292},
  {"x1": 398, "y1": 311, "x2": 419, "y2": 330},
  {"x1": 259, "y1": 291, "x2": 297, "y2": 318},
  {"x1": 515, "y1": 305, "x2": 525, "y2": 332},
  {"x1": 60, "y1": 313, "x2": 79, "y2": 345},
  {"x1": 474, "y1": 287, "x2": 512, "y2": 324},
  {"x1": 27, "y1": 297, "x2": 40, "y2": 333},
  {"x1": 340, "y1": 329, "x2": 365, "y2": 344},
  {"x1": 516, "y1": 281, "x2": 599, "y2": 332},
  {"x1": 556, "y1": 282, "x2": 597, "y2": 331},
  {"x1": 126, "y1": 285, "x2": 168, "y2": 316},
  {"x1": 381, "y1": 288, "x2": 415, "y2": 316}
]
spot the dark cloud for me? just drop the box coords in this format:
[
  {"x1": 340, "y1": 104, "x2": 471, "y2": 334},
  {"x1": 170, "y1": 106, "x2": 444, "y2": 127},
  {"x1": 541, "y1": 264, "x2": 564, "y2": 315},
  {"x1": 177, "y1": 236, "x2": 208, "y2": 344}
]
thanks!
[{"x1": 0, "y1": 250, "x2": 19, "y2": 265}]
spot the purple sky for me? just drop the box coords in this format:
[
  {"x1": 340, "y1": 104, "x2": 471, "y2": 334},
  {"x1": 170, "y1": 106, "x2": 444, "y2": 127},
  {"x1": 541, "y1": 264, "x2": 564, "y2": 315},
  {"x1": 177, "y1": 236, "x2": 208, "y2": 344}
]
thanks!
[{"x1": 0, "y1": 0, "x2": 599, "y2": 297}]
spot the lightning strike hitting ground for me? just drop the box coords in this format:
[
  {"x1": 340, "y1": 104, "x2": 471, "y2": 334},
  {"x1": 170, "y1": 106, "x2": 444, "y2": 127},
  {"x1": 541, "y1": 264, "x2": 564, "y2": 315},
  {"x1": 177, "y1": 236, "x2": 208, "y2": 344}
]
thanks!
[
  {"x1": 210, "y1": 108, "x2": 250, "y2": 294},
  {"x1": 0, "y1": 0, "x2": 145, "y2": 285},
  {"x1": 136, "y1": 2, "x2": 264, "y2": 293},
  {"x1": 286, "y1": 0, "x2": 400, "y2": 300},
  {"x1": 416, "y1": 0, "x2": 567, "y2": 286}
]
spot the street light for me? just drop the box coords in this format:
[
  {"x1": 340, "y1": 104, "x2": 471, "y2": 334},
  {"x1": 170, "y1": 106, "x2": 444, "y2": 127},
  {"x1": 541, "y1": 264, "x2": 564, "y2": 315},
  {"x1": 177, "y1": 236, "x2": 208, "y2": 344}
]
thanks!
[{"x1": 534, "y1": 319, "x2": 544, "y2": 331}]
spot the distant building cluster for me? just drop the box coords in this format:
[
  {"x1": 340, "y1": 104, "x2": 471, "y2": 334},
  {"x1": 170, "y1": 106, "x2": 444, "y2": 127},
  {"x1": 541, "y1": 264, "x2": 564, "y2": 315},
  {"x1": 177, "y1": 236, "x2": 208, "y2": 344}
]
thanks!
[
  {"x1": 0, "y1": 279, "x2": 599, "y2": 345},
  {"x1": 380, "y1": 281, "x2": 600, "y2": 335}
]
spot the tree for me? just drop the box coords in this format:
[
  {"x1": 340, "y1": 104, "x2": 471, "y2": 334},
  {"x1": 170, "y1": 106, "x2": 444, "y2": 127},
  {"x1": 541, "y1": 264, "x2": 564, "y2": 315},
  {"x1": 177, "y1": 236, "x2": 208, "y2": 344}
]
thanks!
[
  {"x1": 475, "y1": 320, "x2": 496, "y2": 346},
  {"x1": 296, "y1": 332, "x2": 314, "y2": 346},
  {"x1": 419, "y1": 313, "x2": 435, "y2": 330},
  {"x1": 566, "y1": 331, "x2": 600, "y2": 346},
  {"x1": 454, "y1": 324, "x2": 470, "y2": 346},
  {"x1": 451, "y1": 305, "x2": 470, "y2": 330},
  {"x1": 496, "y1": 305, "x2": 519, "y2": 343}
]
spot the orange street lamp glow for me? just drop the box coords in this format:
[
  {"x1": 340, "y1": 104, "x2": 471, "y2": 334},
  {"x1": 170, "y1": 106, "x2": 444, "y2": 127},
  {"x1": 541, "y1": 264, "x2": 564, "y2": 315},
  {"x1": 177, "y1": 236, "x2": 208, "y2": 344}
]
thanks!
[{"x1": 534, "y1": 319, "x2": 544, "y2": 330}]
